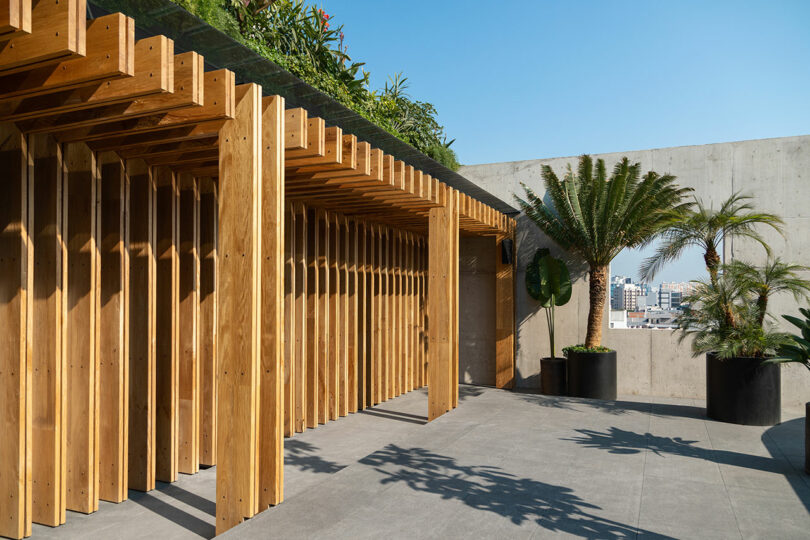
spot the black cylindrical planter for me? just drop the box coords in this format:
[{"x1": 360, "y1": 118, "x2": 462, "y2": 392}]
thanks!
[
  {"x1": 805, "y1": 402, "x2": 809, "y2": 474},
  {"x1": 541, "y1": 357, "x2": 567, "y2": 396},
  {"x1": 705, "y1": 354, "x2": 781, "y2": 426},
  {"x1": 567, "y1": 350, "x2": 617, "y2": 400}
]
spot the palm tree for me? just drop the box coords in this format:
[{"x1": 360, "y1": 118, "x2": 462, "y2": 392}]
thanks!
[
  {"x1": 516, "y1": 155, "x2": 692, "y2": 348},
  {"x1": 639, "y1": 193, "x2": 783, "y2": 285},
  {"x1": 724, "y1": 259, "x2": 810, "y2": 326}
]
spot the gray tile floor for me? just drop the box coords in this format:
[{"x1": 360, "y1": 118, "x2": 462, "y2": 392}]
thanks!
[{"x1": 32, "y1": 386, "x2": 810, "y2": 539}]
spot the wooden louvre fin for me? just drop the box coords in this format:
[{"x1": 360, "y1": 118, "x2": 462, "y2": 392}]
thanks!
[
  {"x1": 284, "y1": 107, "x2": 306, "y2": 150},
  {"x1": 0, "y1": 0, "x2": 31, "y2": 39}
]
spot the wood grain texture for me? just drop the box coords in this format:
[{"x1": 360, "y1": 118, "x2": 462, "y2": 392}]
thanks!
[
  {"x1": 198, "y1": 177, "x2": 217, "y2": 466},
  {"x1": 495, "y1": 234, "x2": 515, "y2": 389}
]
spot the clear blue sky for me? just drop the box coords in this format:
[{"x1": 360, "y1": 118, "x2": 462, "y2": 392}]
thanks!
[{"x1": 319, "y1": 0, "x2": 810, "y2": 165}]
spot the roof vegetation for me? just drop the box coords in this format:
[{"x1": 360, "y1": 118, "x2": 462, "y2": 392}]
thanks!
[{"x1": 171, "y1": 0, "x2": 460, "y2": 170}]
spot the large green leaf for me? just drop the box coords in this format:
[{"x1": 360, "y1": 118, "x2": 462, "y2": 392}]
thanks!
[{"x1": 525, "y1": 248, "x2": 572, "y2": 308}]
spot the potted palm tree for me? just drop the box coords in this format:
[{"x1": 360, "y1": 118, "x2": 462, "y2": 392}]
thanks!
[
  {"x1": 678, "y1": 259, "x2": 810, "y2": 425},
  {"x1": 526, "y1": 248, "x2": 572, "y2": 395},
  {"x1": 771, "y1": 307, "x2": 810, "y2": 473},
  {"x1": 516, "y1": 155, "x2": 691, "y2": 400}
]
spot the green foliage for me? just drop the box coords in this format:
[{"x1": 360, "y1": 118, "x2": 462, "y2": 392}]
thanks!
[
  {"x1": 526, "y1": 248, "x2": 572, "y2": 359},
  {"x1": 170, "y1": 0, "x2": 460, "y2": 170},
  {"x1": 515, "y1": 155, "x2": 692, "y2": 347},
  {"x1": 562, "y1": 345, "x2": 614, "y2": 355},
  {"x1": 770, "y1": 307, "x2": 810, "y2": 371},
  {"x1": 640, "y1": 192, "x2": 784, "y2": 283},
  {"x1": 676, "y1": 259, "x2": 810, "y2": 359}
]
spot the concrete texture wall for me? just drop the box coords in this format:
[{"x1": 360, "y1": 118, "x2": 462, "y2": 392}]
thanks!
[
  {"x1": 460, "y1": 135, "x2": 810, "y2": 411},
  {"x1": 459, "y1": 236, "x2": 496, "y2": 386}
]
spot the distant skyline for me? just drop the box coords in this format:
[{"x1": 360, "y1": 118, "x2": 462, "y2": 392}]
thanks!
[
  {"x1": 318, "y1": 1, "x2": 810, "y2": 165},
  {"x1": 610, "y1": 241, "x2": 709, "y2": 285}
]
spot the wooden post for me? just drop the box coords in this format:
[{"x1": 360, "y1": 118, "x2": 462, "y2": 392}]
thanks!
[
  {"x1": 177, "y1": 173, "x2": 199, "y2": 475},
  {"x1": 198, "y1": 177, "x2": 217, "y2": 467},
  {"x1": 154, "y1": 166, "x2": 178, "y2": 483},
  {"x1": 428, "y1": 185, "x2": 458, "y2": 421},
  {"x1": 294, "y1": 203, "x2": 307, "y2": 433},
  {"x1": 216, "y1": 83, "x2": 262, "y2": 534},
  {"x1": 317, "y1": 210, "x2": 329, "y2": 424},
  {"x1": 339, "y1": 217, "x2": 349, "y2": 417},
  {"x1": 28, "y1": 133, "x2": 65, "y2": 526},
  {"x1": 258, "y1": 94, "x2": 284, "y2": 509},
  {"x1": 347, "y1": 219, "x2": 358, "y2": 414},
  {"x1": 328, "y1": 214, "x2": 339, "y2": 420},
  {"x1": 451, "y1": 191, "x2": 459, "y2": 408},
  {"x1": 64, "y1": 142, "x2": 100, "y2": 514},
  {"x1": 98, "y1": 151, "x2": 129, "y2": 502},
  {"x1": 127, "y1": 160, "x2": 156, "y2": 492},
  {"x1": 305, "y1": 207, "x2": 318, "y2": 429},
  {"x1": 0, "y1": 124, "x2": 32, "y2": 540},
  {"x1": 283, "y1": 203, "x2": 295, "y2": 438},
  {"x1": 495, "y1": 233, "x2": 516, "y2": 389}
]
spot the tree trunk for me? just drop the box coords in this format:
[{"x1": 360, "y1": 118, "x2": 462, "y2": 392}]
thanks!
[
  {"x1": 756, "y1": 294, "x2": 768, "y2": 328},
  {"x1": 704, "y1": 246, "x2": 721, "y2": 284},
  {"x1": 586, "y1": 265, "x2": 608, "y2": 348}
]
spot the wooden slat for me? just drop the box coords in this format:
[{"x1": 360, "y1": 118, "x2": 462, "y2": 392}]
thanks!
[
  {"x1": 358, "y1": 221, "x2": 369, "y2": 410},
  {"x1": 451, "y1": 191, "x2": 459, "y2": 409},
  {"x1": 127, "y1": 159, "x2": 156, "y2": 492},
  {"x1": 495, "y1": 234, "x2": 515, "y2": 389},
  {"x1": 0, "y1": 0, "x2": 31, "y2": 38},
  {"x1": 305, "y1": 207, "x2": 318, "y2": 429},
  {"x1": 258, "y1": 94, "x2": 284, "y2": 509},
  {"x1": 28, "y1": 133, "x2": 64, "y2": 526},
  {"x1": 328, "y1": 213, "x2": 339, "y2": 421},
  {"x1": 177, "y1": 174, "x2": 199, "y2": 475},
  {"x1": 98, "y1": 151, "x2": 129, "y2": 503},
  {"x1": 0, "y1": 0, "x2": 85, "y2": 74},
  {"x1": 63, "y1": 142, "x2": 99, "y2": 513},
  {"x1": 198, "y1": 177, "x2": 217, "y2": 467},
  {"x1": 345, "y1": 217, "x2": 355, "y2": 415},
  {"x1": 284, "y1": 107, "x2": 306, "y2": 150},
  {"x1": 283, "y1": 202, "x2": 294, "y2": 438},
  {"x1": 317, "y1": 209, "x2": 329, "y2": 424},
  {"x1": 293, "y1": 203, "x2": 307, "y2": 433},
  {"x1": 0, "y1": 123, "x2": 32, "y2": 540},
  {"x1": 154, "y1": 166, "x2": 178, "y2": 484}
]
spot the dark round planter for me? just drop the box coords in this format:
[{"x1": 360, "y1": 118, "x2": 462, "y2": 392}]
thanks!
[
  {"x1": 540, "y1": 357, "x2": 567, "y2": 396},
  {"x1": 705, "y1": 353, "x2": 781, "y2": 426},
  {"x1": 567, "y1": 350, "x2": 617, "y2": 400}
]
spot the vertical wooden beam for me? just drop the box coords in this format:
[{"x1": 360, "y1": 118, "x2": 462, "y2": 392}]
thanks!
[
  {"x1": 293, "y1": 203, "x2": 307, "y2": 433},
  {"x1": 339, "y1": 217, "x2": 349, "y2": 417},
  {"x1": 328, "y1": 214, "x2": 338, "y2": 421},
  {"x1": 64, "y1": 142, "x2": 100, "y2": 513},
  {"x1": 379, "y1": 227, "x2": 388, "y2": 402},
  {"x1": 258, "y1": 93, "x2": 284, "y2": 509},
  {"x1": 154, "y1": 166, "x2": 178, "y2": 483},
  {"x1": 392, "y1": 231, "x2": 400, "y2": 398},
  {"x1": 357, "y1": 221, "x2": 368, "y2": 411},
  {"x1": 451, "y1": 191, "x2": 459, "y2": 409},
  {"x1": 368, "y1": 224, "x2": 377, "y2": 406},
  {"x1": 98, "y1": 151, "x2": 129, "y2": 502},
  {"x1": 198, "y1": 177, "x2": 217, "y2": 467},
  {"x1": 283, "y1": 202, "x2": 295, "y2": 438},
  {"x1": 127, "y1": 159, "x2": 156, "y2": 492},
  {"x1": 29, "y1": 133, "x2": 64, "y2": 526},
  {"x1": 216, "y1": 83, "x2": 262, "y2": 534},
  {"x1": 177, "y1": 174, "x2": 199, "y2": 475},
  {"x1": 428, "y1": 185, "x2": 458, "y2": 421},
  {"x1": 0, "y1": 124, "x2": 32, "y2": 540},
  {"x1": 305, "y1": 207, "x2": 318, "y2": 429},
  {"x1": 406, "y1": 233, "x2": 413, "y2": 393},
  {"x1": 317, "y1": 210, "x2": 329, "y2": 424},
  {"x1": 347, "y1": 218, "x2": 357, "y2": 414},
  {"x1": 495, "y1": 234, "x2": 516, "y2": 389}
]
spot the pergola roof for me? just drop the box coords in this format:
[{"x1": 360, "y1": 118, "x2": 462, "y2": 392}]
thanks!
[{"x1": 85, "y1": 0, "x2": 519, "y2": 217}]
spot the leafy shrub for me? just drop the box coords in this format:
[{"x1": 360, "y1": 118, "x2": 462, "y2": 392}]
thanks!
[
  {"x1": 170, "y1": 0, "x2": 460, "y2": 170},
  {"x1": 562, "y1": 345, "x2": 614, "y2": 355}
]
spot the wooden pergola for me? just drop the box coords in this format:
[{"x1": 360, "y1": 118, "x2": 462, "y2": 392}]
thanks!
[{"x1": 0, "y1": 1, "x2": 516, "y2": 538}]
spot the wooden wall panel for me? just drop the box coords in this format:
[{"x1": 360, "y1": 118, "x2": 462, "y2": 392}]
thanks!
[
  {"x1": 258, "y1": 93, "x2": 284, "y2": 509},
  {"x1": 198, "y1": 178, "x2": 217, "y2": 467},
  {"x1": 98, "y1": 151, "x2": 129, "y2": 503},
  {"x1": 216, "y1": 83, "x2": 262, "y2": 534},
  {"x1": 154, "y1": 167, "x2": 178, "y2": 484},
  {"x1": 29, "y1": 133, "x2": 65, "y2": 526},
  {"x1": 283, "y1": 203, "x2": 295, "y2": 438},
  {"x1": 177, "y1": 174, "x2": 199, "y2": 475},
  {"x1": 63, "y1": 142, "x2": 99, "y2": 514},
  {"x1": 127, "y1": 159, "x2": 155, "y2": 492},
  {"x1": 0, "y1": 124, "x2": 32, "y2": 540},
  {"x1": 293, "y1": 204, "x2": 307, "y2": 432},
  {"x1": 305, "y1": 207, "x2": 318, "y2": 429},
  {"x1": 495, "y1": 235, "x2": 515, "y2": 389}
]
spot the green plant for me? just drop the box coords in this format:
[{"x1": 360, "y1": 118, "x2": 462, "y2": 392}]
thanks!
[
  {"x1": 563, "y1": 345, "x2": 613, "y2": 355},
  {"x1": 170, "y1": 0, "x2": 460, "y2": 170},
  {"x1": 515, "y1": 155, "x2": 692, "y2": 348},
  {"x1": 526, "y1": 248, "x2": 572, "y2": 359},
  {"x1": 676, "y1": 259, "x2": 810, "y2": 359},
  {"x1": 640, "y1": 192, "x2": 783, "y2": 285},
  {"x1": 770, "y1": 307, "x2": 810, "y2": 371}
]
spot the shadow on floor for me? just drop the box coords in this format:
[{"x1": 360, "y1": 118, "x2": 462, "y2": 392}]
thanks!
[
  {"x1": 359, "y1": 444, "x2": 673, "y2": 539},
  {"x1": 286, "y1": 439, "x2": 347, "y2": 474},
  {"x1": 129, "y1": 487, "x2": 215, "y2": 539},
  {"x1": 359, "y1": 409, "x2": 428, "y2": 425},
  {"x1": 516, "y1": 391, "x2": 706, "y2": 420}
]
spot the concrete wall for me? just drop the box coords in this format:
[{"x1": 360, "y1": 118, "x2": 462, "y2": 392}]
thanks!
[
  {"x1": 460, "y1": 135, "x2": 810, "y2": 411},
  {"x1": 459, "y1": 236, "x2": 497, "y2": 386}
]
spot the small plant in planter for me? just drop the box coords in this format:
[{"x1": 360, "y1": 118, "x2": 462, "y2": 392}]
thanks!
[
  {"x1": 516, "y1": 155, "x2": 691, "y2": 400},
  {"x1": 526, "y1": 248, "x2": 572, "y2": 395},
  {"x1": 677, "y1": 259, "x2": 810, "y2": 425},
  {"x1": 769, "y1": 307, "x2": 810, "y2": 473}
]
